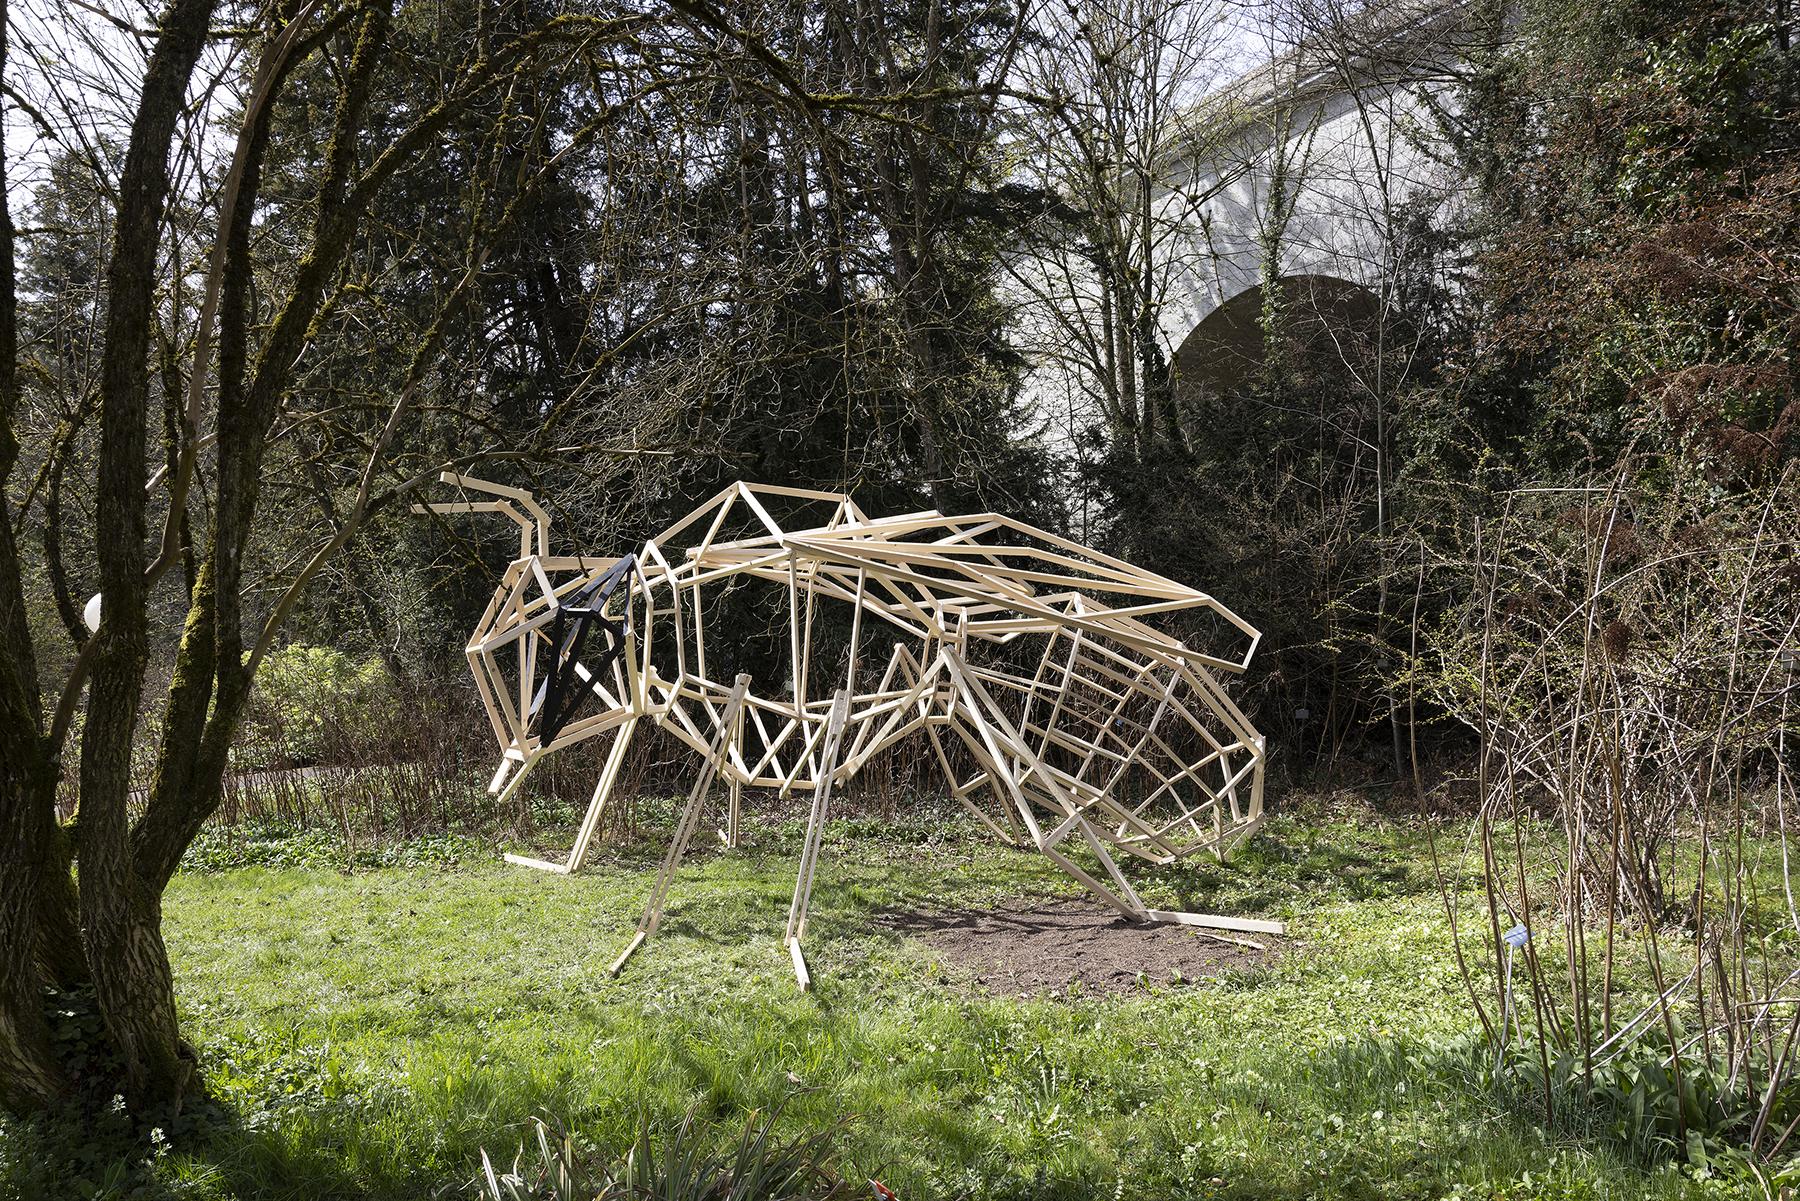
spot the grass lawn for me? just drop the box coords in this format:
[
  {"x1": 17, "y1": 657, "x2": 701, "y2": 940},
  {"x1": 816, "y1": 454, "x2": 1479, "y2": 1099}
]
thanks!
[{"x1": 0, "y1": 797, "x2": 1752, "y2": 1199}]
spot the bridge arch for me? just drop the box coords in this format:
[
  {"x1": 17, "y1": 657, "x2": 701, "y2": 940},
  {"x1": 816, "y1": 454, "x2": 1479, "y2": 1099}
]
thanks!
[{"x1": 1171, "y1": 273, "x2": 1383, "y2": 401}]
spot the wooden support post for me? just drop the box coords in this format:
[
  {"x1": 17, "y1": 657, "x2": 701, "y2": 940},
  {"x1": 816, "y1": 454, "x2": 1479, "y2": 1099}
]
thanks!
[
  {"x1": 723, "y1": 698, "x2": 745, "y2": 848},
  {"x1": 784, "y1": 689, "x2": 851, "y2": 990},
  {"x1": 610, "y1": 675, "x2": 750, "y2": 976}
]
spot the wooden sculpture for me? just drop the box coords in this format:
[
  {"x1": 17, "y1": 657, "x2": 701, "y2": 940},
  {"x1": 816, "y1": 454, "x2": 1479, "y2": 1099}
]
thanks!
[{"x1": 417, "y1": 476, "x2": 1280, "y2": 989}]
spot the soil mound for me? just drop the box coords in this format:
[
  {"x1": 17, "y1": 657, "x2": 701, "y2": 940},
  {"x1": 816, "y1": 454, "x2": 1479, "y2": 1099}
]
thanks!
[{"x1": 878, "y1": 897, "x2": 1281, "y2": 996}]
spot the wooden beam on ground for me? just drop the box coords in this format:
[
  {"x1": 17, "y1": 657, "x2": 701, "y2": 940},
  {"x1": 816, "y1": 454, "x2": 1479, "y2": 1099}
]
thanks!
[
  {"x1": 502, "y1": 853, "x2": 570, "y2": 874},
  {"x1": 1142, "y1": 909, "x2": 1286, "y2": 936}
]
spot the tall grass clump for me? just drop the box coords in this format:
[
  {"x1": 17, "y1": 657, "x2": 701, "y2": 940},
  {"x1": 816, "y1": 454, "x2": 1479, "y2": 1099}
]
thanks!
[{"x1": 474, "y1": 1106, "x2": 855, "y2": 1201}]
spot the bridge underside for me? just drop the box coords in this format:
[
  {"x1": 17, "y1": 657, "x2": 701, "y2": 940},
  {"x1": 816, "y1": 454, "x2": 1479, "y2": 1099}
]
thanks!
[{"x1": 1172, "y1": 273, "x2": 1383, "y2": 401}]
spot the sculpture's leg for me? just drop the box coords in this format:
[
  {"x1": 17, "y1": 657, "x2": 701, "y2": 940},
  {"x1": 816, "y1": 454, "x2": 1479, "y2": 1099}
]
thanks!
[
  {"x1": 609, "y1": 675, "x2": 751, "y2": 976},
  {"x1": 565, "y1": 716, "x2": 641, "y2": 871},
  {"x1": 722, "y1": 700, "x2": 746, "y2": 849},
  {"x1": 724, "y1": 777, "x2": 743, "y2": 849},
  {"x1": 783, "y1": 690, "x2": 852, "y2": 991},
  {"x1": 490, "y1": 748, "x2": 538, "y2": 806},
  {"x1": 1037, "y1": 804, "x2": 1149, "y2": 915},
  {"x1": 488, "y1": 756, "x2": 517, "y2": 796},
  {"x1": 502, "y1": 716, "x2": 638, "y2": 875},
  {"x1": 941, "y1": 648, "x2": 1284, "y2": 937}
]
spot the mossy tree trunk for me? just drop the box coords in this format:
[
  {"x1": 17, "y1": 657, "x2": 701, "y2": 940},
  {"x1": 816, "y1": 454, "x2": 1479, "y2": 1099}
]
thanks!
[
  {"x1": 0, "y1": 0, "x2": 219, "y2": 1115},
  {"x1": 76, "y1": 0, "x2": 223, "y2": 1112}
]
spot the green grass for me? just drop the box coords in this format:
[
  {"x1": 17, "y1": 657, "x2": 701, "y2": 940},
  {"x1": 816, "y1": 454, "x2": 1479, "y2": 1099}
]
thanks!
[{"x1": 0, "y1": 799, "x2": 1757, "y2": 1199}]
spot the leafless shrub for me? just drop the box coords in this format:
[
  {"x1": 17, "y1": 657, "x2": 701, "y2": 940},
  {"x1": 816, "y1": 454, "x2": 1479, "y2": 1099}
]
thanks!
[{"x1": 1419, "y1": 468, "x2": 1800, "y2": 1159}]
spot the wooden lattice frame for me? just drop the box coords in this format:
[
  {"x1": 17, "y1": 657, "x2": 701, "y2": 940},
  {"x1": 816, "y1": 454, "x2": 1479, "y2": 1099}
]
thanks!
[{"x1": 418, "y1": 475, "x2": 1280, "y2": 989}]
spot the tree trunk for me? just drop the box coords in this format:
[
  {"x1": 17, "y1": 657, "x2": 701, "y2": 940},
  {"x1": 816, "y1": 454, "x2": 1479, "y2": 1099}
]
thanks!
[
  {"x1": 0, "y1": 514, "x2": 66, "y2": 1112},
  {"x1": 0, "y1": 745, "x2": 64, "y2": 1114},
  {"x1": 0, "y1": 0, "x2": 74, "y2": 1114},
  {"x1": 77, "y1": 0, "x2": 218, "y2": 1112}
]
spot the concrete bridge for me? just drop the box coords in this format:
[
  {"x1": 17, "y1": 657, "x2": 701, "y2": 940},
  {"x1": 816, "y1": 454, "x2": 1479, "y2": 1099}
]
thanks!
[{"x1": 1015, "y1": 0, "x2": 1487, "y2": 420}]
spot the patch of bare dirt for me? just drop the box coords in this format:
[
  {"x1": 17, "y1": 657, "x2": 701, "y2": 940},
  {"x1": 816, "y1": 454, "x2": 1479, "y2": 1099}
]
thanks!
[{"x1": 877, "y1": 897, "x2": 1281, "y2": 996}]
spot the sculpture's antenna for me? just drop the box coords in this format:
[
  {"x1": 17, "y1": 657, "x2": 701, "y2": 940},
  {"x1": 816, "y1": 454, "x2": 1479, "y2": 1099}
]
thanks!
[{"x1": 411, "y1": 470, "x2": 552, "y2": 560}]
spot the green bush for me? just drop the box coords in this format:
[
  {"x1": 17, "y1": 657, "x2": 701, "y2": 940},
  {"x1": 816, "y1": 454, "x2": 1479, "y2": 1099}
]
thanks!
[{"x1": 239, "y1": 644, "x2": 397, "y2": 769}]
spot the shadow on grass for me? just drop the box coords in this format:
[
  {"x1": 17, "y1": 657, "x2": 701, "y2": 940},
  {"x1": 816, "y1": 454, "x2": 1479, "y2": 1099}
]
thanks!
[
  {"x1": 0, "y1": 1089, "x2": 380, "y2": 1201},
  {"x1": 1131, "y1": 816, "x2": 1447, "y2": 917}
]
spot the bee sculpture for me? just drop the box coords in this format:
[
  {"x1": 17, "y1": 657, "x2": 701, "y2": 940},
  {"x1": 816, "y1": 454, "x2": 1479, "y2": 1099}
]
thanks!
[{"x1": 418, "y1": 475, "x2": 1279, "y2": 989}]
